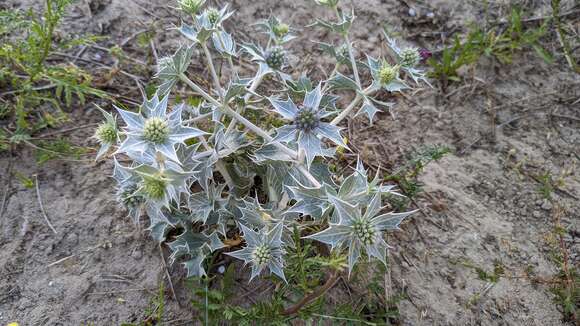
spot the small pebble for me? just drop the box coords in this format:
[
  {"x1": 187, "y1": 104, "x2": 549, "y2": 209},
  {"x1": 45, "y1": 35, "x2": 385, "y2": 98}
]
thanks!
[
  {"x1": 540, "y1": 200, "x2": 553, "y2": 211},
  {"x1": 408, "y1": 8, "x2": 416, "y2": 17},
  {"x1": 217, "y1": 265, "x2": 226, "y2": 274}
]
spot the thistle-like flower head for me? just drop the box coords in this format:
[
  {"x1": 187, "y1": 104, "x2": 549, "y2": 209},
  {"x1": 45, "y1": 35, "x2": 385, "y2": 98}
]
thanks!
[
  {"x1": 269, "y1": 84, "x2": 347, "y2": 167},
  {"x1": 264, "y1": 46, "x2": 286, "y2": 71},
  {"x1": 179, "y1": 0, "x2": 205, "y2": 15},
  {"x1": 305, "y1": 193, "x2": 415, "y2": 275},
  {"x1": 399, "y1": 47, "x2": 421, "y2": 68},
  {"x1": 257, "y1": 16, "x2": 296, "y2": 45},
  {"x1": 378, "y1": 61, "x2": 399, "y2": 85},
  {"x1": 96, "y1": 123, "x2": 117, "y2": 144},
  {"x1": 226, "y1": 223, "x2": 287, "y2": 282},
  {"x1": 383, "y1": 32, "x2": 432, "y2": 87},
  {"x1": 294, "y1": 106, "x2": 320, "y2": 132},
  {"x1": 131, "y1": 164, "x2": 193, "y2": 209},
  {"x1": 94, "y1": 106, "x2": 118, "y2": 160},
  {"x1": 206, "y1": 7, "x2": 220, "y2": 25},
  {"x1": 368, "y1": 55, "x2": 407, "y2": 92},
  {"x1": 142, "y1": 117, "x2": 170, "y2": 144},
  {"x1": 116, "y1": 92, "x2": 206, "y2": 164},
  {"x1": 197, "y1": 5, "x2": 232, "y2": 29}
]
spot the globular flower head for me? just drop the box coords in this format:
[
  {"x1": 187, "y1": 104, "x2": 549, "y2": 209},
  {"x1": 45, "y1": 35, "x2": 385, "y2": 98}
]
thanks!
[
  {"x1": 305, "y1": 193, "x2": 415, "y2": 275},
  {"x1": 265, "y1": 46, "x2": 286, "y2": 71},
  {"x1": 399, "y1": 47, "x2": 421, "y2": 68},
  {"x1": 352, "y1": 218, "x2": 377, "y2": 245},
  {"x1": 226, "y1": 223, "x2": 287, "y2": 282},
  {"x1": 206, "y1": 7, "x2": 220, "y2": 25},
  {"x1": 179, "y1": 0, "x2": 205, "y2": 15},
  {"x1": 142, "y1": 117, "x2": 170, "y2": 144},
  {"x1": 94, "y1": 106, "x2": 119, "y2": 160},
  {"x1": 294, "y1": 106, "x2": 320, "y2": 132},
  {"x1": 378, "y1": 61, "x2": 399, "y2": 85},
  {"x1": 95, "y1": 122, "x2": 117, "y2": 144},
  {"x1": 131, "y1": 164, "x2": 194, "y2": 209},
  {"x1": 142, "y1": 174, "x2": 168, "y2": 200},
  {"x1": 253, "y1": 244, "x2": 272, "y2": 265},
  {"x1": 269, "y1": 84, "x2": 348, "y2": 167}
]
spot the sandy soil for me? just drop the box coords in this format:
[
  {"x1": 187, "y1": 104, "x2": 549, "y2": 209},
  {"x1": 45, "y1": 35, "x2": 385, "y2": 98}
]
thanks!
[{"x1": 0, "y1": 0, "x2": 578, "y2": 325}]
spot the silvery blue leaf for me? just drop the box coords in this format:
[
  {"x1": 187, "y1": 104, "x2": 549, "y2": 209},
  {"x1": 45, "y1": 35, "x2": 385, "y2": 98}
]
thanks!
[
  {"x1": 212, "y1": 30, "x2": 236, "y2": 56},
  {"x1": 327, "y1": 72, "x2": 359, "y2": 91},
  {"x1": 298, "y1": 131, "x2": 324, "y2": 168},
  {"x1": 303, "y1": 83, "x2": 323, "y2": 110},
  {"x1": 372, "y1": 210, "x2": 416, "y2": 230},
  {"x1": 315, "y1": 123, "x2": 347, "y2": 148},
  {"x1": 384, "y1": 79, "x2": 408, "y2": 93},
  {"x1": 252, "y1": 144, "x2": 294, "y2": 163},
  {"x1": 269, "y1": 97, "x2": 298, "y2": 120},
  {"x1": 357, "y1": 98, "x2": 379, "y2": 124},
  {"x1": 272, "y1": 125, "x2": 299, "y2": 143}
]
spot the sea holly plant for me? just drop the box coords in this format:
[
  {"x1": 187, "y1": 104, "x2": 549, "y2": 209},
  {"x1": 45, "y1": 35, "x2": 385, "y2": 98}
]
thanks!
[{"x1": 95, "y1": 0, "x2": 432, "y2": 313}]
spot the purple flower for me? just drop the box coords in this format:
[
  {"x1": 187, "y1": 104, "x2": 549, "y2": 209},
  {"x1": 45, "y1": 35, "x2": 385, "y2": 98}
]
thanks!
[{"x1": 419, "y1": 48, "x2": 432, "y2": 63}]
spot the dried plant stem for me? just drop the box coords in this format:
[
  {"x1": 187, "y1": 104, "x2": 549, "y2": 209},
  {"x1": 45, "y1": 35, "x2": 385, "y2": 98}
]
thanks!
[
  {"x1": 34, "y1": 175, "x2": 57, "y2": 234},
  {"x1": 281, "y1": 270, "x2": 340, "y2": 315}
]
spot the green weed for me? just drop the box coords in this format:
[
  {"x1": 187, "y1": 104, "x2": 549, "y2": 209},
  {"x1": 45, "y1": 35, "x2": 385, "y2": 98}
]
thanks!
[
  {"x1": 428, "y1": 8, "x2": 552, "y2": 84},
  {"x1": 0, "y1": 0, "x2": 107, "y2": 157}
]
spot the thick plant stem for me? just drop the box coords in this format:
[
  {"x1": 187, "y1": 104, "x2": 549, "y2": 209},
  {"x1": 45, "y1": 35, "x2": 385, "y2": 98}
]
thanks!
[
  {"x1": 225, "y1": 73, "x2": 264, "y2": 136},
  {"x1": 334, "y1": 7, "x2": 361, "y2": 88},
  {"x1": 202, "y1": 43, "x2": 224, "y2": 97},
  {"x1": 179, "y1": 74, "x2": 322, "y2": 188},
  {"x1": 330, "y1": 87, "x2": 374, "y2": 126},
  {"x1": 330, "y1": 93, "x2": 362, "y2": 126},
  {"x1": 281, "y1": 270, "x2": 340, "y2": 316}
]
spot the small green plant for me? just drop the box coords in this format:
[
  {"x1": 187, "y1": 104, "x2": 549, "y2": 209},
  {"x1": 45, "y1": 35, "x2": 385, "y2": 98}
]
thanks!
[
  {"x1": 385, "y1": 145, "x2": 450, "y2": 202},
  {"x1": 428, "y1": 8, "x2": 552, "y2": 84},
  {"x1": 0, "y1": 0, "x2": 107, "y2": 155}
]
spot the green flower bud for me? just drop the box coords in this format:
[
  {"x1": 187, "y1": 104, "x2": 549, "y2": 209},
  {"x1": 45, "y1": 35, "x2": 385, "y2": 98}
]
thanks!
[
  {"x1": 179, "y1": 0, "x2": 205, "y2": 15},
  {"x1": 378, "y1": 62, "x2": 399, "y2": 85},
  {"x1": 142, "y1": 117, "x2": 169, "y2": 144},
  {"x1": 353, "y1": 219, "x2": 376, "y2": 245},
  {"x1": 273, "y1": 23, "x2": 289, "y2": 38},
  {"x1": 95, "y1": 123, "x2": 117, "y2": 144},
  {"x1": 142, "y1": 175, "x2": 167, "y2": 200},
  {"x1": 253, "y1": 244, "x2": 271, "y2": 265},
  {"x1": 400, "y1": 47, "x2": 420, "y2": 68}
]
